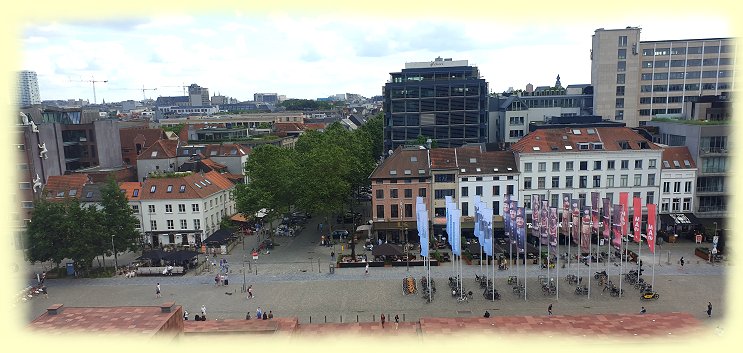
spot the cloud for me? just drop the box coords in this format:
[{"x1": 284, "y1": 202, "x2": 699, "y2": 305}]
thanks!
[{"x1": 68, "y1": 18, "x2": 150, "y2": 31}]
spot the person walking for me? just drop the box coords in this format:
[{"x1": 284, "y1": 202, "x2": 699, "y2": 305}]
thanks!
[
  {"x1": 201, "y1": 305, "x2": 207, "y2": 317},
  {"x1": 707, "y1": 302, "x2": 712, "y2": 318},
  {"x1": 365, "y1": 262, "x2": 369, "y2": 275},
  {"x1": 381, "y1": 313, "x2": 386, "y2": 328},
  {"x1": 680, "y1": 256, "x2": 685, "y2": 269},
  {"x1": 156, "y1": 283, "x2": 161, "y2": 298},
  {"x1": 183, "y1": 310, "x2": 189, "y2": 321},
  {"x1": 41, "y1": 285, "x2": 48, "y2": 299},
  {"x1": 483, "y1": 311, "x2": 491, "y2": 318},
  {"x1": 548, "y1": 303, "x2": 553, "y2": 316},
  {"x1": 640, "y1": 306, "x2": 647, "y2": 314},
  {"x1": 394, "y1": 314, "x2": 399, "y2": 330},
  {"x1": 247, "y1": 285, "x2": 254, "y2": 299}
]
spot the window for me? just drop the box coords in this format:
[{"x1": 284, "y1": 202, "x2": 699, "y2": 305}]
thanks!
[
  {"x1": 579, "y1": 161, "x2": 588, "y2": 171},
  {"x1": 538, "y1": 162, "x2": 546, "y2": 172},
  {"x1": 418, "y1": 188, "x2": 426, "y2": 197},
  {"x1": 607, "y1": 175, "x2": 614, "y2": 187},
  {"x1": 552, "y1": 162, "x2": 560, "y2": 172},
  {"x1": 404, "y1": 189, "x2": 412, "y2": 198},
  {"x1": 618, "y1": 36, "x2": 627, "y2": 47},
  {"x1": 192, "y1": 203, "x2": 200, "y2": 212},
  {"x1": 661, "y1": 199, "x2": 670, "y2": 212},
  {"x1": 579, "y1": 176, "x2": 588, "y2": 188},
  {"x1": 648, "y1": 174, "x2": 655, "y2": 186},
  {"x1": 493, "y1": 185, "x2": 500, "y2": 196},
  {"x1": 593, "y1": 161, "x2": 602, "y2": 170},
  {"x1": 634, "y1": 160, "x2": 643, "y2": 169},
  {"x1": 523, "y1": 196, "x2": 531, "y2": 209},
  {"x1": 165, "y1": 204, "x2": 173, "y2": 213},
  {"x1": 376, "y1": 205, "x2": 385, "y2": 219},
  {"x1": 507, "y1": 185, "x2": 514, "y2": 195},
  {"x1": 672, "y1": 198, "x2": 680, "y2": 212},
  {"x1": 434, "y1": 189, "x2": 455, "y2": 199},
  {"x1": 617, "y1": 49, "x2": 626, "y2": 59},
  {"x1": 621, "y1": 160, "x2": 629, "y2": 170},
  {"x1": 390, "y1": 189, "x2": 399, "y2": 198},
  {"x1": 683, "y1": 198, "x2": 691, "y2": 212},
  {"x1": 150, "y1": 186, "x2": 156, "y2": 193},
  {"x1": 617, "y1": 61, "x2": 626, "y2": 72},
  {"x1": 566, "y1": 161, "x2": 574, "y2": 171},
  {"x1": 663, "y1": 182, "x2": 670, "y2": 193},
  {"x1": 434, "y1": 174, "x2": 455, "y2": 182},
  {"x1": 616, "y1": 86, "x2": 625, "y2": 96},
  {"x1": 634, "y1": 174, "x2": 642, "y2": 186},
  {"x1": 131, "y1": 205, "x2": 139, "y2": 213},
  {"x1": 685, "y1": 181, "x2": 692, "y2": 193},
  {"x1": 148, "y1": 205, "x2": 156, "y2": 213},
  {"x1": 461, "y1": 187, "x2": 469, "y2": 197},
  {"x1": 194, "y1": 219, "x2": 201, "y2": 230},
  {"x1": 180, "y1": 219, "x2": 187, "y2": 229},
  {"x1": 404, "y1": 204, "x2": 413, "y2": 218},
  {"x1": 524, "y1": 177, "x2": 532, "y2": 189},
  {"x1": 166, "y1": 185, "x2": 173, "y2": 193},
  {"x1": 593, "y1": 175, "x2": 601, "y2": 188},
  {"x1": 674, "y1": 182, "x2": 681, "y2": 193},
  {"x1": 538, "y1": 177, "x2": 545, "y2": 189},
  {"x1": 620, "y1": 175, "x2": 628, "y2": 187},
  {"x1": 19, "y1": 182, "x2": 31, "y2": 189},
  {"x1": 493, "y1": 201, "x2": 500, "y2": 212},
  {"x1": 617, "y1": 74, "x2": 625, "y2": 84},
  {"x1": 552, "y1": 176, "x2": 559, "y2": 188},
  {"x1": 615, "y1": 110, "x2": 624, "y2": 120},
  {"x1": 22, "y1": 201, "x2": 34, "y2": 208},
  {"x1": 616, "y1": 98, "x2": 624, "y2": 108},
  {"x1": 524, "y1": 163, "x2": 532, "y2": 172},
  {"x1": 565, "y1": 176, "x2": 573, "y2": 188},
  {"x1": 151, "y1": 220, "x2": 157, "y2": 230},
  {"x1": 376, "y1": 189, "x2": 384, "y2": 199},
  {"x1": 633, "y1": 192, "x2": 641, "y2": 201},
  {"x1": 462, "y1": 202, "x2": 469, "y2": 217},
  {"x1": 390, "y1": 204, "x2": 399, "y2": 218},
  {"x1": 476, "y1": 186, "x2": 483, "y2": 196},
  {"x1": 649, "y1": 159, "x2": 656, "y2": 169}
]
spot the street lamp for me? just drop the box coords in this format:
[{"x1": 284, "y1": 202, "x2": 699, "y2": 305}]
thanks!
[
  {"x1": 111, "y1": 234, "x2": 119, "y2": 274},
  {"x1": 713, "y1": 222, "x2": 718, "y2": 239}
]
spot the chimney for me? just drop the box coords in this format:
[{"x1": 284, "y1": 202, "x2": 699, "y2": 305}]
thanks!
[
  {"x1": 160, "y1": 302, "x2": 175, "y2": 313},
  {"x1": 46, "y1": 304, "x2": 64, "y2": 315},
  {"x1": 425, "y1": 138, "x2": 432, "y2": 149}
]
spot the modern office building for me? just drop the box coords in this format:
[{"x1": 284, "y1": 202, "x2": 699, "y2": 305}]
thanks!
[
  {"x1": 383, "y1": 57, "x2": 489, "y2": 152},
  {"x1": 591, "y1": 27, "x2": 735, "y2": 127},
  {"x1": 254, "y1": 93, "x2": 279, "y2": 103},
  {"x1": 188, "y1": 84, "x2": 210, "y2": 107},
  {"x1": 18, "y1": 70, "x2": 41, "y2": 107}
]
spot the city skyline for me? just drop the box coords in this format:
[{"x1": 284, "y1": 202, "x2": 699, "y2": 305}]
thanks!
[{"x1": 20, "y1": 14, "x2": 730, "y2": 104}]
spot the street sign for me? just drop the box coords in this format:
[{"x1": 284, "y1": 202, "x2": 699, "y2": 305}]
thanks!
[{"x1": 252, "y1": 251, "x2": 258, "y2": 260}]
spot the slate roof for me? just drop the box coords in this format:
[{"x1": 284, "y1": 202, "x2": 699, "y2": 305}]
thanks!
[
  {"x1": 662, "y1": 146, "x2": 697, "y2": 169},
  {"x1": 511, "y1": 126, "x2": 660, "y2": 154},
  {"x1": 456, "y1": 147, "x2": 518, "y2": 175},
  {"x1": 370, "y1": 146, "x2": 430, "y2": 180}
]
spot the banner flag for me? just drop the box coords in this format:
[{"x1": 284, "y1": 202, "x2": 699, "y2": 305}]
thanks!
[
  {"x1": 483, "y1": 206, "x2": 494, "y2": 257},
  {"x1": 633, "y1": 197, "x2": 642, "y2": 243},
  {"x1": 418, "y1": 208, "x2": 429, "y2": 257},
  {"x1": 503, "y1": 194, "x2": 512, "y2": 243},
  {"x1": 510, "y1": 201, "x2": 518, "y2": 250},
  {"x1": 580, "y1": 207, "x2": 591, "y2": 253},
  {"x1": 474, "y1": 195, "x2": 482, "y2": 244},
  {"x1": 612, "y1": 204, "x2": 622, "y2": 249},
  {"x1": 549, "y1": 207, "x2": 558, "y2": 256},
  {"x1": 541, "y1": 200, "x2": 549, "y2": 245},
  {"x1": 562, "y1": 193, "x2": 571, "y2": 239},
  {"x1": 647, "y1": 203, "x2": 656, "y2": 254},
  {"x1": 452, "y1": 208, "x2": 462, "y2": 256},
  {"x1": 619, "y1": 192, "x2": 629, "y2": 238},
  {"x1": 591, "y1": 192, "x2": 600, "y2": 230},
  {"x1": 602, "y1": 198, "x2": 611, "y2": 239},
  {"x1": 571, "y1": 199, "x2": 580, "y2": 245},
  {"x1": 532, "y1": 194, "x2": 541, "y2": 235},
  {"x1": 516, "y1": 207, "x2": 526, "y2": 254}
]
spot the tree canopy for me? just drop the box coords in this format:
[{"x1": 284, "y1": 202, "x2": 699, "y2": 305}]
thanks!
[{"x1": 278, "y1": 99, "x2": 335, "y2": 111}]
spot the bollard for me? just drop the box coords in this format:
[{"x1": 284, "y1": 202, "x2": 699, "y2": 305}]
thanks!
[
  {"x1": 309, "y1": 316, "x2": 312, "y2": 324},
  {"x1": 324, "y1": 315, "x2": 327, "y2": 323},
  {"x1": 356, "y1": 315, "x2": 359, "y2": 322},
  {"x1": 403, "y1": 313, "x2": 405, "y2": 322},
  {"x1": 340, "y1": 315, "x2": 342, "y2": 323},
  {"x1": 373, "y1": 315, "x2": 375, "y2": 322}
]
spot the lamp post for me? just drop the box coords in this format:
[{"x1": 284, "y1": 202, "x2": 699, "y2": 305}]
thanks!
[
  {"x1": 713, "y1": 221, "x2": 718, "y2": 239},
  {"x1": 111, "y1": 234, "x2": 119, "y2": 274}
]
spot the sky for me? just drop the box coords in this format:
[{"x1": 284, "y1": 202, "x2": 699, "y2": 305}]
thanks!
[{"x1": 20, "y1": 13, "x2": 732, "y2": 103}]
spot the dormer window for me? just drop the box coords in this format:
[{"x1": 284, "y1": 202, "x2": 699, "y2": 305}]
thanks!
[
  {"x1": 418, "y1": 169, "x2": 425, "y2": 175},
  {"x1": 470, "y1": 158, "x2": 477, "y2": 163},
  {"x1": 593, "y1": 143, "x2": 604, "y2": 150},
  {"x1": 86, "y1": 191, "x2": 94, "y2": 198},
  {"x1": 663, "y1": 161, "x2": 671, "y2": 168},
  {"x1": 68, "y1": 189, "x2": 77, "y2": 196},
  {"x1": 151, "y1": 151, "x2": 158, "y2": 157},
  {"x1": 150, "y1": 186, "x2": 156, "y2": 193},
  {"x1": 404, "y1": 170, "x2": 412, "y2": 175},
  {"x1": 578, "y1": 143, "x2": 589, "y2": 150},
  {"x1": 133, "y1": 189, "x2": 139, "y2": 197},
  {"x1": 389, "y1": 170, "x2": 397, "y2": 175},
  {"x1": 572, "y1": 129, "x2": 581, "y2": 135},
  {"x1": 410, "y1": 156, "x2": 418, "y2": 162},
  {"x1": 618, "y1": 141, "x2": 631, "y2": 150},
  {"x1": 166, "y1": 185, "x2": 173, "y2": 193},
  {"x1": 684, "y1": 160, "x2": 691, "y2": 167},
  {"x1": 673, "y1": 160, "x2": 680, "y2": 168},
  {"x1": 56, "y1": 191, "x2": 65, "y2": 197},
  {"x1": 565, "y1": 145, "x2": 573, "y2": 150},
  {"x1": 586, "y1": 128, "x2": 596, "y2": 135},
  {"x1": 179, "y1": 185, "x2": 186, "y2": 193},
  {"x1": 532, "y1": 146, "x2": 540, "y2": 151}
]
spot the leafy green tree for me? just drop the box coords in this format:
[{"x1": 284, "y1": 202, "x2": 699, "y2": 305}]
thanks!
[
  {"x1": 27, "y1": 199, "x2": 69, "y2": 267},
  {"x1": 358, "y1": 113, "x2": 383, "y2": 161},
  {"x1": 65, "y1": 200, "x2": 106, "y2": 274},
  {"x1": 100, "y1": 176, "x2": 141, "y2": 253}
]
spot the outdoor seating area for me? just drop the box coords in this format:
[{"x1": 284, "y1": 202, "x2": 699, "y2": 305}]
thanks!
[
  {"x1": 135, "y1": 266, "x2": 185, "y2": 276},
  {"x1": 132, "y1": 249, "x2": 201, "y2": 276}
]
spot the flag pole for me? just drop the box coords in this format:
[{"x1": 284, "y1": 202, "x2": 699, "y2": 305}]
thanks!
[{"x1": 587, "y1": 215, "x2": 592, "y2": 300}]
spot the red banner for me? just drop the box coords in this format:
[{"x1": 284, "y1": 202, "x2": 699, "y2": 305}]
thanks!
[
  {"x1": 580, "y1": 207, "x2": 591, "y2": 253},
  {"x1": 591, "y1": 192, "x2": 600, "y2": 231},
  {"x1": 633, "y1": 197, "x2": 642, "y2": 243},
  {"x1": 647, "y1": 204, "x2": 656, "y2": 254},
  {"x1": 619, "y1": 192, "x2": 629, "y2": 237},
  {"x1": 602, "y1": 198, "x2": 610, "y2": 239}
]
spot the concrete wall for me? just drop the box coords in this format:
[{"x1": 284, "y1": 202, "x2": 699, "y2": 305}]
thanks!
[{"x1": 93, "y1": 120, "x2": 123, "y2": 168}]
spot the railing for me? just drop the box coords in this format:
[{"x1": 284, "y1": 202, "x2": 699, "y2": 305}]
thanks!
[
  {"x1": 700, "y1": 147, "x2": 728, "y2": 154},
  {"x1": 697, "y1": 205, "x2": 727, "y2": 213}
]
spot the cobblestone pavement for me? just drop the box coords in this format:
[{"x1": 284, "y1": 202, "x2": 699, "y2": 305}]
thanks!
[{"x1": 15, "y1": 210, "x2": 730, "y2": 329}]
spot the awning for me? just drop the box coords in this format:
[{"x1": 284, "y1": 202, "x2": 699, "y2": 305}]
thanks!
[
  {"x1": 661, "y1": 213, "x2": 703, "y2": 225},
  {"x1": 355, "y1": 225, "x2": 372, "y2": 232},
  {"x1": 371, "y1": 243, "x2": 404, "y2": 256},
  {"x1": 230, "y1": 213, "x2": 250, "y2": 223},
  {"x1": 203, "y1": 229, "x2": 235, "y2": 245}
]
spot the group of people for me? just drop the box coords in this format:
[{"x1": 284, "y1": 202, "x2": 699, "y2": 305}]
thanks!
[
  {"x1": 214, "y1": 273, "x2": 229, "y2": 286},
  {"x1": 247, "y1": 307, "x2": 274, "y2": 320},
  {"x1": 184, "y1": 305, "x2": 209, "y2": 321},
  {"x1": 379, "y1": 314, "x2": 401, "y2": 329}
]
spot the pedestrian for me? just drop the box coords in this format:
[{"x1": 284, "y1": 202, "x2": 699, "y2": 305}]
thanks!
[
  {"x1": 246, "y1": 312, "x2": 251, "y2": 320},
  {"x1": 268, "y1": 310, "x2": 274, "y2": 319},
  {"x1": 640, "y1": 306, "x2": 646, "y2": 314},
  {"x1": 381, "y1": 313, "x2": 385, "y2": 328},
  {"x1": 394, "y1": 314, "x2": 399, "y2": 329},
  {"x1": 156, "y1": 283, "x2": 161, "y2": 298},
  {"x1": 247, "y1": 285, "x2": 254, "y2": 299},
  {"x1": 707, "y1": 302, "x2": 712, "y2": 317},
  {"x1": 548, "y1": 303, "x2": 553, "y2": 316},
  {"x1": 256, "y1": 307, "x2": 262, "y2": 319},
  {"x1": 680, "y1": 256, "x2": 685, "y2": 269},
  {"x1": 195, "y1": 314, "x2": 201, "y2": 321},
  {"x1": 201, "y1": 305, "x2": 206, "y2": 317},
  {"x1": 183, "y1": 310, "x2": 189, "y2": 321},
  {"x1": 41, "y1": 285, "x2": 48, "y2": 299},
  {"x1": 214, "y1": 274, "x2": 220, "y2": 287},
  {"x1": 331, "y1": 252, "x2": 335, "y2": 261},
  {"x1": 262, "y1": 311, "x2": 268, "y2": 320},
  {"x1": 365, "y1": 262, "x2": 369, "y2": 275},
  {"x1": 484, "y1": 311, "x2": 490, "y2": 318}
]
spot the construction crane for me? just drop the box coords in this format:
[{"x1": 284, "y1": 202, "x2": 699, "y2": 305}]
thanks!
[
  {"x1": 70, "y1": 77, "x2": 108, "y2": 104},
  {"x1": 110, "y1": 85, "x2": 158, "y2": 100},
  {"x1": 160, "y1": 84, "x2": 189, "y2": 96}
]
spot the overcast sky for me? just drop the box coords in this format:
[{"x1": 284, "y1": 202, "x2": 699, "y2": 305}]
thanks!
[{"x1": 21, "y1": 13, "x2": 731, "y2": 103}]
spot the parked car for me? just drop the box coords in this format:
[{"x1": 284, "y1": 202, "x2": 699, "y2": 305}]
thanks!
[{"x1": 331, "y1": 230, "x2": 349, "y2": 239}]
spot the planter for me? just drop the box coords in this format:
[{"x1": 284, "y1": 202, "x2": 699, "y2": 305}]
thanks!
[{"x1": 695, "y1": 247, "x2": 711, "y2": 260}]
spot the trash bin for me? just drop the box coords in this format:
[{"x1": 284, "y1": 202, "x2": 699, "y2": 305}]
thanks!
[
  {"x1": 329, "y1": 264, "x2": 335, "y2": 274},
  {"x1": 224, "y1": 279, "x2": 229, "y2": 285},
  {"x1": 66, "y1": 262, "x2": 75, "y2": 276}
]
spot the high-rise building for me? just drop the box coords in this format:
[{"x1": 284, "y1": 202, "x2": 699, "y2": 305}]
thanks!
[
  {"x1": 591, "y1": 27, "x2": 735, "y2": 127},
  {"x1": 188, "y1": 84, "x2": 210, "y2": 106},
  {"x1": 18, "y1": 70, "x2": 41, "y2": 107},
  {"x1": 254, "y1": 93, "x2": 279, "y2": 103},
  {"x1": 383, "y1": 57, "x2": 489, "y2": 152}
]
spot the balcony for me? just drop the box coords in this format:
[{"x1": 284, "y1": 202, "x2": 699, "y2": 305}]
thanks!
[{"x1": 699, "y1": 147, "x2": 728, "y2": 155}]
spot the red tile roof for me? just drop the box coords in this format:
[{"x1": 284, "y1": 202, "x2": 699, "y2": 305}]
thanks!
[
  {"x1": 43, "y1": 174, "x2": 91, "y2": 200},
  {"x1": 137, "y1": 139, "x2": 179, "y2": 160},
  {"x1": 119, "y1": 127, "x2": 164, "y2": 150},
  {"x1": 274, "y1": 122, "x2": 306, "y2": 137},
  {"x1": 304, "y1": 123, "x2": 326, "y2": 131},
  {"x1": 119, "y1": 181, "x2": 142, "y2": 201},
  {"x1": 199, "y1": 158, "x2": 227, "y2": 171},
  {"x1": 511, "y1": 127, "x2": 660, "y2": 154},
  {"x1": 429, "y1": 147, "x2": 458, "y2": 169},
  {"x1": 136, "y1": 170, "x2": 234, "y2": 200},
  {"x1": 662, "y1": 146, "x2": 697, "y2": 169}
]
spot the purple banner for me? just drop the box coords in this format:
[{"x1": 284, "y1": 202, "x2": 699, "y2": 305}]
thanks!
[
  {"x1": 516, "y1": 207, "x2": 526, "y2": 254},
  {"x1": 591, "y1": 192, "x2": 600, "y2": 231},
  {"x1": 612, "y1": 204, "x2": 623, "y2": 249},
  {"x1": 602, "y1": 198, "x2": 611, "y2": 239},
  {"x1": 581, "y1": 207, "x2": 591, "y2": 253},
  {"x1": 541, "y1": 200, "x2": 549, "y2": 245},
  {"x1": 571, "y1": 199, "x2": 580, "y2": 245},
  {"x1": 549, "y1": 207, "x2": 558, "y2": 256}
]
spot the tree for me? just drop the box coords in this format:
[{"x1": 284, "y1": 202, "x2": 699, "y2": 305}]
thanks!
[
  {"x1": 100, "y1": 176, "x2": 141, "y2": 253},
  {"x1": 358, "y1": 113, "x2": 383, "y2": 162},
  {"x1": 27, "y1": 199, "x2": 69, "y2": 267}
]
